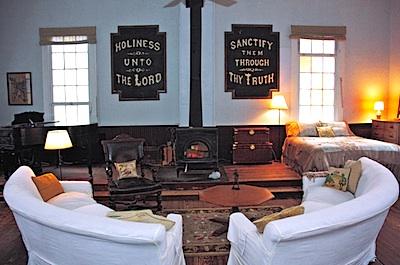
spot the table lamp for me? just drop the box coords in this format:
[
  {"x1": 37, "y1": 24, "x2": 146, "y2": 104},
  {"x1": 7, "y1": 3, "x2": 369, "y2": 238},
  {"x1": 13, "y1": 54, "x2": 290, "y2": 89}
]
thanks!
[
  {"x1": 374, "y1": 101, "x2": 384, "y2": 120},
  {"x1": 271, "y1": 94, "x2": 288, "y2": 125},
  {"x1": 44, "y1": 130, "x2": 73, "y2": 179}
]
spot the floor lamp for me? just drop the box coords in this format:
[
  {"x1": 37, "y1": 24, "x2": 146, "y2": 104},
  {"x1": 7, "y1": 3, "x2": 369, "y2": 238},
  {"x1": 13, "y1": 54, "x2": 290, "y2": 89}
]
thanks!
[
  {"x1": 271, "y1": 94, "x2": 288, "y2": 125},
  {"x1": 270, "y1": 94, "x2": 288, "y2": 161},
  {"x1": 44, "y1": 130, "x2": 73, "y2": 180}
]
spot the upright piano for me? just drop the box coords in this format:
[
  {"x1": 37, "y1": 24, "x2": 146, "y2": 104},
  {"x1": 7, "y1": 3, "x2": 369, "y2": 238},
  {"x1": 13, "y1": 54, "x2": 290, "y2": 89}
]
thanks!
[{"x1": 0, "y1": 114, "x2": 98, "y2": 180}]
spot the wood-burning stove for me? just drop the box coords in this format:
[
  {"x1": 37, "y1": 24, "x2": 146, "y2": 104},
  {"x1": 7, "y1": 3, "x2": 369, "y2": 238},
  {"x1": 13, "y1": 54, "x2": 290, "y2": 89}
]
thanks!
[{"x1": 174, "y1": 128, "x2": 218, "y2": 177}]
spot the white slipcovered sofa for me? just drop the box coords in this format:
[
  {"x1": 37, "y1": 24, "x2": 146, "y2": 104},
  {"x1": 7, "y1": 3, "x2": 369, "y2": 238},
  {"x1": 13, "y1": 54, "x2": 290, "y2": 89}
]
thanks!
[
  {"x1": 227, "y1": 157, "x2": 399, "y2": 265},
  {"x1": 4, "y1": 166, "x2": 186, "y2": 265}
]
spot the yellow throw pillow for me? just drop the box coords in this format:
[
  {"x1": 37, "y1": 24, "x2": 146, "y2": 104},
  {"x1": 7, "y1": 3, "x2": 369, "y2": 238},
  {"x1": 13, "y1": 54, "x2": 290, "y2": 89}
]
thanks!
[
  {"x1": 316, "y1": 126, "x2": 335, "y2": 137},
  {"x1": 31, "y1": 173, "x2": 64, "y2": 202},
  {"x1": 344, "y1": 160, "x2": 362, "y2": 194},
  {"x1": 114, "y1": 160, "x2": 138, "y2": 179},
  {"x1": 253, "y1": 205, "x2": 304, "y2": 233},
  {"x1": 285, "y1": 121, "x2": 300, "y2": 137},
  {"x1": 324, "y1": 167, "x2": 351, "y2": 191},
  {"x1": 107, "y1": 209, "x2": 175, "y2": 230},
  {"x1": 320, "y1": 121, "x2": 354, "y2": 136}
]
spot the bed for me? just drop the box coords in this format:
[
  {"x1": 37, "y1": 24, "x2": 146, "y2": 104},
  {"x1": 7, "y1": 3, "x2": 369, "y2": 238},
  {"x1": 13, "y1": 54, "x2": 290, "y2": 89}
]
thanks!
[{"x1": 282, "y1": 121, "x2": 400, "y2": 180}]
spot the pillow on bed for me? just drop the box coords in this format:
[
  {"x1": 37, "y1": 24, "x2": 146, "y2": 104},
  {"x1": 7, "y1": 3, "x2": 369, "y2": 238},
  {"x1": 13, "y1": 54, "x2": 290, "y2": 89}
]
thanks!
[
  {"x1": 319, "y1": 121, "x2": 354, "y2": 136},
  {"x1": 286, "y1": 121, "x2": 322, "y2": 137},
  {"x1": 316, "y1": 126, "x2": 335, "y2": 137},
  {"x1": 285, "y1": 121, "x2": 300, "y2": 137},
  {"x1": 298, "y1": 122, "x2": 320, "y2": 136}
]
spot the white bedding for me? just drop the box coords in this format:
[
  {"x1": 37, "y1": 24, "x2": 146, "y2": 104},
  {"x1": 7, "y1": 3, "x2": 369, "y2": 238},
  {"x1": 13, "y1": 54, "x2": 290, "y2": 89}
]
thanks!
[{"x1": 282, "y1": 136, "x2": 400, "y2": 179}]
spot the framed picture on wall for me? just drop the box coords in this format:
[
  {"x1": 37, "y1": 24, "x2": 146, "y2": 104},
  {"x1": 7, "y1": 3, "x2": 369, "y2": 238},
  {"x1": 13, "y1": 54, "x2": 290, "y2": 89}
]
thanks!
[
  {"x1": 7, "y1": 72, "x2": 32, "y2": 105},
  {"x1": 397, "y1": 96, "x2": 400, "y2": 119}
]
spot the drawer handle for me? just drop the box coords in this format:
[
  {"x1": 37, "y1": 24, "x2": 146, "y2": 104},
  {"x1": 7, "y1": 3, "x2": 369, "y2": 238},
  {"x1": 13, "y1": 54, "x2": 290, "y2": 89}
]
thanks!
[
  {"x1": 249, "y1": 129, "x2": 255, "y2": 136},
  {"x1": 250, "y1": 144, "x2": 256, "y2": 150}
]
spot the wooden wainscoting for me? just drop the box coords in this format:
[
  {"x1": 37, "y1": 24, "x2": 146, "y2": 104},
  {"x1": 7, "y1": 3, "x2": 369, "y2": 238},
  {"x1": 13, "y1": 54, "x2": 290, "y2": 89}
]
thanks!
[{"x1": 95, "y1": 123, "x2": 371, "y2": 164}]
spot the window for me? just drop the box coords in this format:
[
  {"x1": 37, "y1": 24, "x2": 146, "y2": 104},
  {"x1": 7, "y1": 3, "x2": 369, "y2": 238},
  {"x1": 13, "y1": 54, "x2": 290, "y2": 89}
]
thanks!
[
  {"x1": 290, "y1": 25, "x2": 346, "y2": 122},
  {"x1": 51, "y1": 42, "x2": 90, "y2": 125},
  {"x1": 40, "y1": 27, "x2": 97, "y2": 126},
  {"x1": 298, "y1": 39, "x2": 336, "y2": 122}
]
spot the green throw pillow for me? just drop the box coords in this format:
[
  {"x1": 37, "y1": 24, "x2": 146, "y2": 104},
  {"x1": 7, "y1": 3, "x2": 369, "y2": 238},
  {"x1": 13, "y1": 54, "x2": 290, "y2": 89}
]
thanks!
[{"x1": 324, "y1": 167, "x2": 351, "y2": 191}]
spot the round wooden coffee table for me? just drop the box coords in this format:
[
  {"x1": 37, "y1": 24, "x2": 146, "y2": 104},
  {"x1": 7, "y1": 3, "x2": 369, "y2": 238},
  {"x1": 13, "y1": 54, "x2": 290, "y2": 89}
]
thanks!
[{"x1": 199, "y1": 184, "x2": 274, "y2": 235}]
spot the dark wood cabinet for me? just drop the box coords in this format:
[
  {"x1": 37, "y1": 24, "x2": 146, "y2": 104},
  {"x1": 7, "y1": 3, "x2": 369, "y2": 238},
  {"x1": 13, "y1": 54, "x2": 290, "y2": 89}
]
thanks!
[{"x1": 232, "y1": 127, "x2": 273, "y2": 164}]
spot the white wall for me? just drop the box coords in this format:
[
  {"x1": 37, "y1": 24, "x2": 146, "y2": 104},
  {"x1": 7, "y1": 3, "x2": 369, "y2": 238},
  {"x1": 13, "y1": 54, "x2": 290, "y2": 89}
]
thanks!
[
  {"x1": 0, "y1": 0, "x2": 181, "y2": 126},
  {"x1": 212, "y1": 0, "x2": 391, "y2": 124},
  {"x1": 389, "y1": 0, "x2": 400, "y2": 118},
  {"x1": 0, "y1": 0, "x2": 395, "y2": 126}
]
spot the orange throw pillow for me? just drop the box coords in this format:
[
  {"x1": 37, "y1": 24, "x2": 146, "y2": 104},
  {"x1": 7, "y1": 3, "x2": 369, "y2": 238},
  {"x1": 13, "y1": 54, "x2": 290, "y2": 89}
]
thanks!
[
  {"x1": 285, "y1": 121, "x2": 300, "y2": 137},
  {"x1": 31, "y1": 173, "x2": 64, "y2": 201}
]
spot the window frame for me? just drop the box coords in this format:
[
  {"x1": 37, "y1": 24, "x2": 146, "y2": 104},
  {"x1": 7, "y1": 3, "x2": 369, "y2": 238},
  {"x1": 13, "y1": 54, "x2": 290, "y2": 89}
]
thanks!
[
  {"x1": 42, "y1": 43, "x2": 97, "y2": 125},
  {"x1": 290, "y1": 38, "x2": 345, "y2": 122}
]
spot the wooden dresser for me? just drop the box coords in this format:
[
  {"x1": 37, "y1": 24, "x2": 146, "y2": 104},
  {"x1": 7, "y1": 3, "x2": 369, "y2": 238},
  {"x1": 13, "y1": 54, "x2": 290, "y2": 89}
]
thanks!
[
  {"x1": 372, "y1": 119, "x2": 400, "y2": 144},
  {"x1": 232, "y1": 127, "x2": 273, "y2": 164}
]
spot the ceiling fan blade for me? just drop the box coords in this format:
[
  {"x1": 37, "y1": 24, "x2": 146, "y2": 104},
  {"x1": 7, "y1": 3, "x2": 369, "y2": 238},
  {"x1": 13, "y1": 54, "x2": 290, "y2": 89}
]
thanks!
[
  {"x1": 164, "y1": 0, "x2": 185, "y2": 8},
  {"x1": 212, "y1": 0, "x2": 237, "y2": 7},
  {"x1": 164, "y1": 0, "x2": 237, "y2": 8}
]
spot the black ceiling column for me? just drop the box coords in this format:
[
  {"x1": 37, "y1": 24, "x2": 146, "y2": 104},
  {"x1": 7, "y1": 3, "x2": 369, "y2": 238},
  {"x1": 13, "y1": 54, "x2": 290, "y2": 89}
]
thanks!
[{"x1": 186, "y1": 0, "x2": 203, "y2": 127}]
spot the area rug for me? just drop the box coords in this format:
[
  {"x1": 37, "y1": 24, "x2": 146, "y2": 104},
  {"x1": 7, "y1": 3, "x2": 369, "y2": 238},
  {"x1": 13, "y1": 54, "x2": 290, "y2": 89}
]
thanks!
[{"x1": 165, "y1": 205, "x2": 283, "y2": 257}]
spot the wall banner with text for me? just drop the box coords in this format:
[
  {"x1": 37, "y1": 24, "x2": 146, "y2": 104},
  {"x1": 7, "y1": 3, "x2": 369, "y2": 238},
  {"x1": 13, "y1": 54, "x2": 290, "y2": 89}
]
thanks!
[
  {"x1": 111, "y1": 25, "x2": 166, "y2": 100},
  {"x1": 225, "y1": 24, "x2": 279, "y2": 99}
]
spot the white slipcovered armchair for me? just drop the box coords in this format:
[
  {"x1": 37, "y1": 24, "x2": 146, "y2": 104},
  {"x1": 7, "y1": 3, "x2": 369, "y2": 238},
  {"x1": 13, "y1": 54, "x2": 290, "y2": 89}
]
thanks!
[
  {"x1": 227, "y1": 157, "x2": 399, "y2": 265},
  {"x1": 4, "y1": 166, "x2": 186, "y2": 265}
]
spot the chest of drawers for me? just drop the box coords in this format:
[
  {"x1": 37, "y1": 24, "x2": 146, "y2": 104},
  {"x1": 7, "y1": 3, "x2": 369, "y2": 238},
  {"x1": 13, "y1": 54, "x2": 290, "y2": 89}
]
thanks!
[
  {"x1": 232, "y1": 127, "x2": 273, "y2": 164},
  {"x1": 372, "y1": 119, "x2": 400, "y2": 145}
]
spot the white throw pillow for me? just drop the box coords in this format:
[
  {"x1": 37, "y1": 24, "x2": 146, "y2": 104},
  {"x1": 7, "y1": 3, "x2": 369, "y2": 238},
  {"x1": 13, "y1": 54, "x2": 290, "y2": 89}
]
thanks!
[
  {"x1": 344, "y1": 160, "x2": 362, "y2": 194},
  {"x1": 298, "y1": 122, "x2": 319, "y2": 137}
]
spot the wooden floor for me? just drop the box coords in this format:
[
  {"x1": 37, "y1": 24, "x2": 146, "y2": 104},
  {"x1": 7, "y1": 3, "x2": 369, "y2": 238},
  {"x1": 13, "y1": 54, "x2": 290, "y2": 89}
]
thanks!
[{"x1": 1, "y1": 163, "x2": 399, "y2": 265}]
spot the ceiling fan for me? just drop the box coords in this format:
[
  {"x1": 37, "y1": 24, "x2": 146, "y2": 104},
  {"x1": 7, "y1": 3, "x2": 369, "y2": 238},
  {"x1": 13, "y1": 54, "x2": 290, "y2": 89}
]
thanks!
[{"x1": 164, "y1": 0, "x2": 237, "y2": 8}]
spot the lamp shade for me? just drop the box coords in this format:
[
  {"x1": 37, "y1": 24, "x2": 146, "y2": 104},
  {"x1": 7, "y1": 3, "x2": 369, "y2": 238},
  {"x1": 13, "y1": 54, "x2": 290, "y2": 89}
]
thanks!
[
  {"x1": 44, "y1": 130, "x2": 73, "y2": 150},
  {"x1": 271, "y1": 95, "x2": 288, "y2": 110},
  {"x1": 374, "y1": 101, "x2": 384, "y2": 111}
]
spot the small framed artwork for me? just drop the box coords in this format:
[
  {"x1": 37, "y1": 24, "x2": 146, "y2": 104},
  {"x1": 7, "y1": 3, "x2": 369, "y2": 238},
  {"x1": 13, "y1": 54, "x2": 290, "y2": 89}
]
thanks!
[
  {"x1": 397, "y1": 96, "x2": 400, "y2": 119},
  {"x1": 7, "y1": 72, "x2": 32, "y2": 105}
]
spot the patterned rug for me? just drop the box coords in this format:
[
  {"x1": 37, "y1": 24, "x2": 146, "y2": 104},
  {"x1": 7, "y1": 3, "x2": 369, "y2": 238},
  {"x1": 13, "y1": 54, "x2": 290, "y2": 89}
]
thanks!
[{"x1": 165, "y1": 205, "x2": 283, "y2": 257}]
